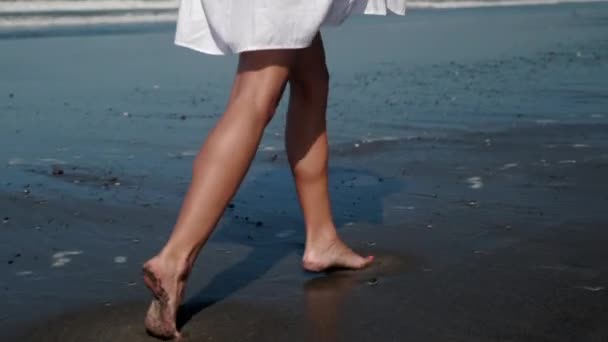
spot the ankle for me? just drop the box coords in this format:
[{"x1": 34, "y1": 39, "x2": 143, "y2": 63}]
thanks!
[
  {"x1": 305, "y1": 224, "x2": 339, "y2": 248},
  {"x1": 156, "y1": 249, "x2": 190, "y2": 274}
]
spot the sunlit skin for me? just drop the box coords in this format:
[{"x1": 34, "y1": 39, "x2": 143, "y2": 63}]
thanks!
[{"x1": 142, "y1": 33, "x2": 373, "y2": 339}]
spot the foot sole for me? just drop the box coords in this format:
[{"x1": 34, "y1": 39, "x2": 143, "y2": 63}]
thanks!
[{"x1": 143, "y1": 265, "x2": 179, "y2": 340}]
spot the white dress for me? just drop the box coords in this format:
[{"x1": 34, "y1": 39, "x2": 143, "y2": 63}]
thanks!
[{"x1": 175, "y1": 0, "x2": 407, "y2": 55}]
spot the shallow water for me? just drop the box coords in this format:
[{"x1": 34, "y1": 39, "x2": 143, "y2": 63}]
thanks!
[{"x1": 1, "y1": 3, "x2": 607, "y2": 191}]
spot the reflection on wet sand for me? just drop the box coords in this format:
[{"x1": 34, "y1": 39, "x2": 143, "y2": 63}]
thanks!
[
  {"x1": 305, "y1": 273, "x2": 357, "y2": 342},
  {"x1": 304, "y1": 253, "x2": 414, "y2": 342}
]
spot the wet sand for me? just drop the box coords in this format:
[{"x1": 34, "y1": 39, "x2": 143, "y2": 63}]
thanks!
[{"x1": 2, "y1": 2, "x2": 608, "y2": 341}]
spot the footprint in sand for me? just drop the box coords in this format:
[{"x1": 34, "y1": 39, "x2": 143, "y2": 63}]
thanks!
[{"x1": 303, "y1": 252, "x2": 415, "y2": 340}]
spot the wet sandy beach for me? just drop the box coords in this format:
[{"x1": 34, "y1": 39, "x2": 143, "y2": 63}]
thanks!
[{"x1": 2, "y1": 2, "x2": 608, "y2": 341}]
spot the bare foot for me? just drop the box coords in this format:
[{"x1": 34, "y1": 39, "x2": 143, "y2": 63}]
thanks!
[
  {"x1": 302, "y1": 236, "x2": 374, "y2": 272},
  {"x1": 142, "y1": 256, "x2": 188, "y2": 340}
]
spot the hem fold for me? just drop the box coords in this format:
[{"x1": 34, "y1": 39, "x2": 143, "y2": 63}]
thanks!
[{"x1": 175, "y1": 40, "x2": 315, "y2": 56}]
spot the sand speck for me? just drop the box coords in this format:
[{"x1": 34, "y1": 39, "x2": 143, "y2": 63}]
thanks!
[
  {"x1": 499, "y1": 163, "x2": 518, "y2": 170},
  {"x1": 275, "y1": 230, "x2": 295, "y2": 239},
  {"x1": 536, "y1": 119, "x2": 556, "y2": 125},
  {"x1": 466, "y1": 176, "x2": 483, "y2": 189},
  {"x1": 576, "y1": 286, "x2": 604, "y2": 292},
  {"x1": 392, "y1": 205, "x2": 416, "y2": 210},
  {"x1": 52, "y1": 250, "x2": 83, "y2": 268},
  {"x1": 114, "y1": 256, "x2": 127, "y2": 264},
  {"x1": 8, "y1": 158, "x2": 25, "y2": 166}
]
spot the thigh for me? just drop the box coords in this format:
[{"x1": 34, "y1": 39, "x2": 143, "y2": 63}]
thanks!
[
  {"x1": 228, "y1": 49, "x2": 296, "y2": 112},
  {"x1": 291, "y1": 33, "x2": 329, "y2": 86}
]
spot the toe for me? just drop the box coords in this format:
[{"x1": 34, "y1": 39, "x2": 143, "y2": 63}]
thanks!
[
  {"x1": 361, "y1": 255, "x2": 374, "y2": 268},
  {"x1": 352, "y1": 255, "x2": 373, "y2": 269}
]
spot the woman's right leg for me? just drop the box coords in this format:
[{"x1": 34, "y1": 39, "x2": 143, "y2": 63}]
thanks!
[{"x1": 143, "y1": 49, "x2": 295, "y2": 339}]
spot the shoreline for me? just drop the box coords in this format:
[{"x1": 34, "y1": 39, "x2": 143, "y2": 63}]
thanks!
[
  {"x1": 1, "y1": 0, "x2": 607, "y2": 30},
  {"x1": 1, "y1": 0, "x2": 605, "y2": 13}
]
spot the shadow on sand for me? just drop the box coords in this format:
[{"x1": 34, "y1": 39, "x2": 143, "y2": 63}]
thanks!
[{"x1": 176, "y1": 165, "x2": 403, "y2": 330}]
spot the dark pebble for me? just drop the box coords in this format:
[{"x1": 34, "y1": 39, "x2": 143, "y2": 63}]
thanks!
[
  {"x1": 228, "y1": 203, "x2": 235, "y2": 209},
  {"x1": 180, "y1": 115, "x2": 187, "y2": 120},
  {"x1": 51, "y1": 165, "x2": 64, "y2": 176},
  {"x1": 7, "y1": 260, "x2": 14, "y2": 265},
  {"x1": 15, "y1": 253, "x2": 21, "y2": 258},
  {"x1": 9, "y1": 93, "x2": 14, "y2": 98},
  {"x1": 255, "y1": 221, "x2": 263, "y2": 227},
  {"x1": 2, "y1": 217, "x2": 9, "y2": 223}
]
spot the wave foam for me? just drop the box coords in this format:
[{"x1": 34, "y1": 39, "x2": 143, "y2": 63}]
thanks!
[
  {"x1": 0, "y1": 13, "x2": 177, "y2": 29},
  {"x1": 0, "y1": 1, "x2": 178, "y2": 14}
]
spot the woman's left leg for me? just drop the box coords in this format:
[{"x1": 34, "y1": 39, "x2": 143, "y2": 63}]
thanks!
[{"x1": 286, "y1": 34, "x2": 374, "y2": 272}]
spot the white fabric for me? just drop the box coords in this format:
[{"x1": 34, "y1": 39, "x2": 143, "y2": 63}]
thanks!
[{"x1": 175, "y1": 0, "x2": 407, "y2": 55}]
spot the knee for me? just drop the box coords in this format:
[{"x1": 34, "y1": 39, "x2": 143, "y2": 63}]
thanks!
[
  {"x1": 248, "y1": 91, "x2": 282, "y2": 125},
  {"x1": 232, "y1": 82, "x2": 285, "y2": 126}
]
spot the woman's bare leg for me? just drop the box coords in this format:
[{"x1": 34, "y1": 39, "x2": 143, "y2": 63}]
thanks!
[
  {"x1": 143, "y1": 49, "x2": 295, "y2": 339},
  {"x1": 286, "y1": 34, "x2": 374, "y2": 272}
]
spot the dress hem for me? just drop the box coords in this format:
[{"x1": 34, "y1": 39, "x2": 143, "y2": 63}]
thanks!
[
  {"x1": 174, "y1": 40, "x2": 316, "y2": 56},
  {"x1": 174, "y1": 8, "x2": 407, "y2": 55}
]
